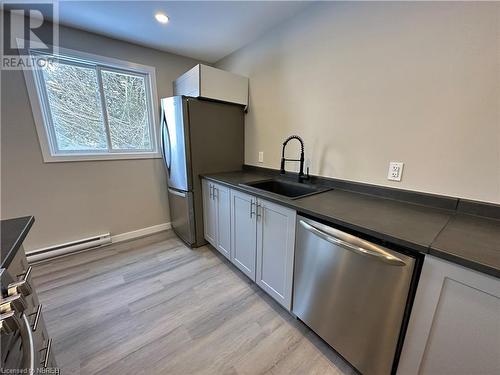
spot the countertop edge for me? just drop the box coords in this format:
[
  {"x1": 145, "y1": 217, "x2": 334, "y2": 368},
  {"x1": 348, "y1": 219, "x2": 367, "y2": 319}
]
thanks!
[
  {"x1": 428, "y1": 247, "x2": 500, "y2": 279},
  {"x1": 1, "y1": 216, "x2": 35, "y2": 269}
]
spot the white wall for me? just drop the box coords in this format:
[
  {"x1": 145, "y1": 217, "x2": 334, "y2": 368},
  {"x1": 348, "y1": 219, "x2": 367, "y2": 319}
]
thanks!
[
  {"x1": 1, "y1": 23, "x2": 199, "y2": 250},
  {"x1": 216, "y1": 2, "x2": 500, "y2": 203}
]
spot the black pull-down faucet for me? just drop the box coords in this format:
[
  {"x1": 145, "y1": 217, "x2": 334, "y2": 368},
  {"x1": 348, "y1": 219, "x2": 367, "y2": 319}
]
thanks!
[{"x1": 280, "y1": 135, "x2": 310, "y2": 183}]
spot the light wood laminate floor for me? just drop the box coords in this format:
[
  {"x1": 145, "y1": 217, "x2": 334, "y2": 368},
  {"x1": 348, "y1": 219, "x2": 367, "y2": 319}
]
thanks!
[{"x1": 32, "y1": 231, "x2": 356, "y2": 375}]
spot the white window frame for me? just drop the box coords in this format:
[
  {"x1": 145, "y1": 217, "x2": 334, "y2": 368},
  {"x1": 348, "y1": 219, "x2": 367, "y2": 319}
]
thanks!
[{"x1": 21, "y1": 42, "x2": 161, "y2": 162}]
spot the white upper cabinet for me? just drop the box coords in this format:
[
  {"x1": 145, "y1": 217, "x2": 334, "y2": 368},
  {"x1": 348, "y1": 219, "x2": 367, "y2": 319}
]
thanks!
[
  {"x1": 397, "y1": 255, "x2": 500, "y2": 375},
  {"x1": 256, "y1": 199, "x2": 296, "y2": 310},
  {"x1": 173, "y1": 64, "x2": 249, "y2": 107},
  {"x1": 230, "y1": 189, "x2": 257, "y2": 281}
]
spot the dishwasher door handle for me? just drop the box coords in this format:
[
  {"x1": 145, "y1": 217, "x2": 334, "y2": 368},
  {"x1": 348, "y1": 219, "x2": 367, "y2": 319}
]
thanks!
[{"x1": 299, "y1": 220, "x2": 406, "y2": 266}]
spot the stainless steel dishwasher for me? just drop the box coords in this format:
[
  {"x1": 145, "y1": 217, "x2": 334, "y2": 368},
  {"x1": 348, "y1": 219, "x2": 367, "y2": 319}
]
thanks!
[{"x1": 293, "y1": 215, "x2": 417, "y2": 375}]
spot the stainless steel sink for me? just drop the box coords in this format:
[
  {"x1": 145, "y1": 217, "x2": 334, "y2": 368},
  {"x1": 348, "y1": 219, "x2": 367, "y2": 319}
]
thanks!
[{"x1": 241, "y1": 179, "x2": 331, "y2": 200}]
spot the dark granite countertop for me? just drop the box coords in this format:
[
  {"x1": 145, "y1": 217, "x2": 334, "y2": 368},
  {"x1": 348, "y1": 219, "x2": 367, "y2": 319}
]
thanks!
[
  {"x1": 203, "y1": 170, "x2": 500, "y2": 278},
  {"x1": 291, "y1": 190, "x2": 451, "y2": 254},
  {"x1": 1, "y1": 216, "x2": 34, "y2": 269},
  {"x1": 430, "y1": 214, "x2": 500, "y2": 278}
]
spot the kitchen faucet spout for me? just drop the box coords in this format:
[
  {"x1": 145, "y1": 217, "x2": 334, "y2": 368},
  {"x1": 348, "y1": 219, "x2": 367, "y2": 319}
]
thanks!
[{"x1": 280, "y1": 135, "x2": 310, "y2": 183}]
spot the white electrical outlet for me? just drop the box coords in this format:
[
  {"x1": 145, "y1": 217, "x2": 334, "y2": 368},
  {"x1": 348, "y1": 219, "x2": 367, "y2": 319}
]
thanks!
[
  {"x1": 387, "y1": 162, "x2": 404, "y2": 181},
  {"x1": 258, "y1": 151, "x2": 264, "y2": 163}
]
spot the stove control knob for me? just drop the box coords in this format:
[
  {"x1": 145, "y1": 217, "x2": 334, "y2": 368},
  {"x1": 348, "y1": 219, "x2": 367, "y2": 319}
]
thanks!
[
  {"x1": 8, "y1": 266, "x2": 33, "y2": 297},
  {"x1": 0, "y1": 294, "x2": 27, "y2": 314},
  {"x1": 0, "y1": 310, "x2": 18, "y2": 334}
]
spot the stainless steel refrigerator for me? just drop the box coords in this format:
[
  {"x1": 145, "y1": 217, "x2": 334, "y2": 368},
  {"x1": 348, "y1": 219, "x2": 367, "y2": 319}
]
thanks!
[{"x1": 160, "y1": 96, "x2": 244, "y2": 247}]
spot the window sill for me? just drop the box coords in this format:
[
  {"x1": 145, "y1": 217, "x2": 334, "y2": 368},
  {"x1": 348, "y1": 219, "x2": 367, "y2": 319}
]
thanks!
[{"x1": 41, "y1": 152, "x2": 162, "y2": 163}]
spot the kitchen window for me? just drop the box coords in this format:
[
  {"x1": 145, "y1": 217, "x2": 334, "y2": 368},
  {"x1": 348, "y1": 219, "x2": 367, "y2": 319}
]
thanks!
[{"x1": 24, "y1": 46, "x2": 160, "y2": 162}]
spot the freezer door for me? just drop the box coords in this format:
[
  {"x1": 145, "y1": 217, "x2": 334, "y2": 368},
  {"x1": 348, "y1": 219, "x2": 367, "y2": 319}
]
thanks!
[
  {"x1": 168, "y1": 188, "x2": 195, "y2": 246},
  {"x1": 161, "y1": 96, "x2": 192, "y2": 191}
]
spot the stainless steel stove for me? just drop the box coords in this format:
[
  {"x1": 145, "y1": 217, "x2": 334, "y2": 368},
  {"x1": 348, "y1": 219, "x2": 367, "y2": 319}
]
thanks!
[{"x1": 1, "y1": 259, "x2": 57, "y2": 373}]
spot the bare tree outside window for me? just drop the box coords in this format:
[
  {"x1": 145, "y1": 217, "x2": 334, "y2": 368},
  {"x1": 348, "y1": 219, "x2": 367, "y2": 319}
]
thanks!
[
  {"x1": 101, "y1": 70, "x2": 151, "y2": 150},
  {"x1": 41, "y1": 60, "x2": 108, "y2": 151},
  {"x1": 29, "y1": 50, "x2": 158, "y2": 161}
]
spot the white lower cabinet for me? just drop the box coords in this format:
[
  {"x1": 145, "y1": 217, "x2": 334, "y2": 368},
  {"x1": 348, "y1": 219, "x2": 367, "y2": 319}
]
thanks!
[
  {"x1": 256, "y1": 199, "x2": 296, "y2": 310},
  {"x1": 202, "y1": 179, "x2": 217, "y2": 246},
  {"x1": 202, "y1": 179, "x2": 296, "y2": 311},
  {"x1": 230, "y1": 190, "x2": 296, "y2": 309},
  {"x1": 397, "y1": 255, "x2": 500, "y2": 375},
  {"x1": 214, "y1": 184, "x2": 231, "y2": 259},
  {"x1": 230, "y1": 190, "x2": 257, "y2": 280},
  {"x1": 202, "y1": 180, "x2": 231, "y2": 260}
]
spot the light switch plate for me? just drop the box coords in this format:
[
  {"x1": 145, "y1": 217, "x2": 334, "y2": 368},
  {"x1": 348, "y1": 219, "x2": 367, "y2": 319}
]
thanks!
[
  {"x1": 258, "y1": 151, "x2": 264, "y2": 163},
  {"x1": 387, "y1": 162, "x2": 404, "y2": 181}
]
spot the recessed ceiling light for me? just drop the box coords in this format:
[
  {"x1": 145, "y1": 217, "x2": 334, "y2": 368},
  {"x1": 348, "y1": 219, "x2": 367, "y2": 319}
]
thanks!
[{"x1": 155, "y1": 12, "x2": 169, "y2": 24}]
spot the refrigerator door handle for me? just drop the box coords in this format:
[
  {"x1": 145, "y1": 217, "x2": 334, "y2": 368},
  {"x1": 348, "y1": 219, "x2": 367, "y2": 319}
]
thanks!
[{"x1": 161, "y1": 114, "x2": 172, "y2": 174}]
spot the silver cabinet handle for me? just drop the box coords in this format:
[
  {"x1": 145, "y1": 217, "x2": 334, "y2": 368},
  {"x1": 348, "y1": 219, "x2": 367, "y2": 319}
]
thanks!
[
  {"x1": 250, "y1": 200, "x2": 255, "y2": 218},
  {"x1": 209, "y1": 185, "x2": 213, "y2": 199},
  {"x1": 213, "y1": 187, "x2": 218, "y2": 201},
  {"x1": 29, "y1": 304, "x2": 42, "y2": 332},
  {"x1": 40, "y1": 338, "x2": 52, "y2": 368},
  {"x1": 256, "y1": 203, "x2": 262, "y2": 219},
  {"x1": 299, "y1": 220, "x2": 406, "y2": 266},
  {"x1": 8, "y1": 266, "x2": 33, "y2": 297}
]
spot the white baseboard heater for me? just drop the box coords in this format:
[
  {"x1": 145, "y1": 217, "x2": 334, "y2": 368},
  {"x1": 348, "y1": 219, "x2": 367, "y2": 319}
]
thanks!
[{"x1": 26, "y1": 233, "x2": 111, "y2": 263}]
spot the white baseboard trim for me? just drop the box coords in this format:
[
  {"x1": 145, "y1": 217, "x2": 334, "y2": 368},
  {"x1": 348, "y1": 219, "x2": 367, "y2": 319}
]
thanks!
[
  {"x1": 27, "y1": 222, "x2": 172, "y2": 264},
  {"x1": 111, "y1": 222, "x2": 171, "y2": 244},
  {"x1": 27, "y1": 233, "x2": 112, "y2": 263}
]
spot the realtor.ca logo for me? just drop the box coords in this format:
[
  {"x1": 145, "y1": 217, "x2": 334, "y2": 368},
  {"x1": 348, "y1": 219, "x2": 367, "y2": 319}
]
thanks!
[{"x1": 1, "y1": 1, "x2": 59, "y2": 70}]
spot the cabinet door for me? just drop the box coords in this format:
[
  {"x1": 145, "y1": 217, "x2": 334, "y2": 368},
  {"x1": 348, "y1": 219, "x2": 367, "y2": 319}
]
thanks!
[
  {"x1": 256, "y1": 198, "x2": 296, "y2": 310},
  {"x1": 230, "y1": 189, "x2": 257, "y2": 281},
  {"x1": 173, "y1": 65, "x2": 200, "y2": 97},
  {"x1": 214, "y1": 183, "x2": 231, "y2": 260},
  {"x1": 200, "y1": 65, "x2": 249, "y2": 106},
  {"x1": 202, "y1": 179, "x2": 216, "y2": 247},
  {"x1": 397, "y1": 255, "x2": 500, "y2": 375}
]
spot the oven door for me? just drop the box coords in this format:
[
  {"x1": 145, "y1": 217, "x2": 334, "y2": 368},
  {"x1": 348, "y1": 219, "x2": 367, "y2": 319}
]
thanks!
[
  {"x1": 1, "y1": 303, "x2": 38, "y2": 371},
  {"x1": 1, "y1": 267, "x2": 55, "y2": 372}
]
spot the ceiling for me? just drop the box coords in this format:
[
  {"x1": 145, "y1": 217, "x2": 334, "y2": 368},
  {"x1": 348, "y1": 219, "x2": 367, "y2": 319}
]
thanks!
[{"x1": 50, "y1": 1, "x2": 312, "y2": 63}]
